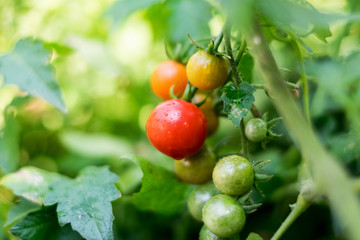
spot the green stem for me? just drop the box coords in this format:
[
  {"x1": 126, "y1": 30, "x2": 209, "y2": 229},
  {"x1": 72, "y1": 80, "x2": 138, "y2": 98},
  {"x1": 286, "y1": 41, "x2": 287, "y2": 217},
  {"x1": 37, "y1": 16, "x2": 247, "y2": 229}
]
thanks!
[
  {"x1": 289, "y1": 34, "x2": 310, "y2": 125},
  {"x1": 245, "y1": 18, "x2": 360, "y2": 240},
  {"x1": 187, "y1": 33, "x2": 203, "y2": 50},
  {"x1": 223, "y1": 24, "x2": 242, "y2": 86},
  {"x1": 252, "y1": 82, "x2": 298, "y2": 90},
  {"x1": 235, "y1": 40, "x2": 247, "y2": 64},
  {"x1": 214, "y1": 31, "x2": 224, "y2": 52},
  {"x1": 250, "y1": 104, "x2": 261, "y2": 118},
  {"x1": 271, "y1": 194, "x2": 311, "y2": 240}
]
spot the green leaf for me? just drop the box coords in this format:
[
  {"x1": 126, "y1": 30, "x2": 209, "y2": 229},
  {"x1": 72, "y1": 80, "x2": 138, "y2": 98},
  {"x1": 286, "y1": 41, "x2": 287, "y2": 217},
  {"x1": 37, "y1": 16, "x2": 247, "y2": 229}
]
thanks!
[
  {"x1": 43, "y1": 42, "x2": 74, "y2": 55},
  {"x1": 167, "y1": 0, "x2": 212, "y2": 42},
  {"x1": 125, "y1": 155, "x2": 190, "y2": 215},
  {"x1": 10, "y1": 206, "x2": 82, "y2": 240},
  {"x1": 246, "y1": 232, "x2": 263, "y2": 240},
  {"x1": 0, "y1": 114, "x2": 19, "y2": 174},
  {"x1": 306, "y1": 54, "x2": 360, "y2": 139},
  {"x1": 0, "y1": 38, "x2": 66, "y2": 112},
  {"x1": 220, "y1": 82, "x2": 256, "y2": 127},
  {"x1": 327, "y1": 133, "x2": 360, "y2": 164},
  {"x1": 0, "y1": 197, "x2": 12, "y2": 239},
  {"x1": 257, "y1": 0, "x2": 360, "y2": 41},
  {"x1": 10, "y1": 206, "x2": 59, "y2": 240},
  {"x1": 106, "y1": 0, "x2": 162, "y2": 26},
  {"x1": 59, "y1": 130, "x2": 133, "y2": 159},
  {"x1": 238, "y1": 53, "x2": 254, "y2": 83},
  {"x1": 0, "y1": 166, "x2": 64, "y2": 204},
  {"x1": 44, "y1": 166, "x2": 120, "y2": 240},
  {"x1": 217, "y1": 0, "x2": 255, "y2": 33},
  {"x1": 4, "y1": 198, "x2": 42, "y2": 227}
]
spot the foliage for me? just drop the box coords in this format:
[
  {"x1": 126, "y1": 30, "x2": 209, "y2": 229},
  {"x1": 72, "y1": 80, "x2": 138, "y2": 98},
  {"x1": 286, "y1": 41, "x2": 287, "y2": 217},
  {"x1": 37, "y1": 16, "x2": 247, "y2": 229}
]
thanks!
[{"x1": 0, "y1": 0, "x2": 359, "y2": 239}]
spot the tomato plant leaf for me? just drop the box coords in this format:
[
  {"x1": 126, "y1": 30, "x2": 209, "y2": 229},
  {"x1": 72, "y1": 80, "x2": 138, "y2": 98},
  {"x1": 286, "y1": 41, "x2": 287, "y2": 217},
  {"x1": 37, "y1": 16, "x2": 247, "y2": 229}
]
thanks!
[
  {"x1": 44, "y1": 166, "x2": 120, "y2": 240},
  {"x1": 257, "y1": 0, "x2": 360, "y2": 41},
  {"x1": 0, "y1": 197, "x2": 12, "y2": 239},
  {"x1": 10, "y1": 206, "x2": 82, "y2": 240},
  {"x1": 10, "y1": 206, "x2": 59, "y2": 240},
  {"x1": 220, "y1": 82, "x2": 256, "y2": 128},
  {"x1": 0, "y1": 167, "x2": 64, "y2": 204},
  {"x1": 238, "y1": 53, "x2": 254, "y2": 83},
  {"x1": 217, "y1": 0, "x2": 255, "y2": 33},
  {"x1": 124, "y1": 155, "x2": 190, "y2": 215},
  {"x1": 106, "y1": 0, "x2": 162, "y2": 26},
  {"x1": 327, "y1": 133, "x2": 360, "y2": 164},
  {"x1": 4, "y1": 198, "x2": 42, "y2": 227},
  {"x1": 167, "y1": 0, "x2": 212, "y2": 42},
  {"x1": 306, "y1": 54, "x2": 360, "y2": 140},
  {"x1": 246, "y1": 232, "x2": 263, "y2": 240},
  {"x1": 0, "y1": 114, "x2": 19, "y2": 174},
  {"x1": 0, "y1": 38, "x2": 66, "y2": 112}
]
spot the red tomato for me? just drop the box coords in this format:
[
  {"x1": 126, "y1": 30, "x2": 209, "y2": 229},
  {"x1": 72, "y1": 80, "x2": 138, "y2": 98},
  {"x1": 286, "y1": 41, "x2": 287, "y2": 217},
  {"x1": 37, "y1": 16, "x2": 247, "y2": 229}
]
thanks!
[
  {"x1": 150, "y1": 60, "x2": 188, "y2": 100},
  {"x1": 146, "y1": 99, "x2": 207, "y2": 160}
]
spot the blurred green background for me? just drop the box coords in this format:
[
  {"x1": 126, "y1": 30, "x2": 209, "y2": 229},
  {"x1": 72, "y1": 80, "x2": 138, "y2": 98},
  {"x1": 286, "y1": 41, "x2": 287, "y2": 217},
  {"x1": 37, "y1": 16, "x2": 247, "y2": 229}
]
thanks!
[{"x1": 0, "y1": 0, "x2": 359, "y2": 239}]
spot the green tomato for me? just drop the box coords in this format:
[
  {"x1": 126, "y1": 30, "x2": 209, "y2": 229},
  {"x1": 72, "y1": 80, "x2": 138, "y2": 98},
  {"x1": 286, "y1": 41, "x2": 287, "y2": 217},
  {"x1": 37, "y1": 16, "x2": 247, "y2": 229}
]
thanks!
[
  {"x1": 199, "y1": 225, "x2": 240, "y2": 240},
  {"x1": 202, "y1": 194, "x2": 246, "y2": 237},
  {"x1": 187, "y1": 182, "x2": 220, "y2": 221},
  {"x1": 175, "y1": 146, "x2": 216, "y2": 184},
  {"x1": 212, "y1": 155, "x2": 254, "y2": 196},
  {"x1": 245, "y1": 118, "x2": 267, "y2": 142}
]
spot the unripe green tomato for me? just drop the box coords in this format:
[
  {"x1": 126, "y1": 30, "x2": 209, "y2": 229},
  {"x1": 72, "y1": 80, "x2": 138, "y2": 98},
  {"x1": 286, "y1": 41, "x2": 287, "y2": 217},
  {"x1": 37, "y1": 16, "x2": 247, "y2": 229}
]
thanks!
[
  {"x1": 175, "y1": 146, "x2": 216, "y2": 184},
  {"x1": 212, "y1": 155, "x2": 254, "y2": 196},
  {"x1": 245, "y1": 118, "x2": 267, "y2": 142},
  {"x1": 187, "y1": 182, "x2": 219, "y2": 221},
  {"x1": 199, "y1": 225, "x2": 240, "y2": 240},
  {"x1": 202, "y1": 194, "x2": 246, "y2": 237}
]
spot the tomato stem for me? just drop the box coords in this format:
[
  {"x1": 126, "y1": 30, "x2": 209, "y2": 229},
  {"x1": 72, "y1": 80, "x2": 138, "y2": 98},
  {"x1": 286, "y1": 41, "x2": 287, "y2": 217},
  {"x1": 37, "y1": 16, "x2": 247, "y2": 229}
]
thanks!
[
  {"x1": 206, "y1": 40, "x2": 215, "y2": 55},
  {"x1": 271, "y1": 194, "x2": 311, "y2": 240},
  {"x1": 187, "y1": 33, "x2": 204, "y2": 50},
  {"x1": 235, "y1": 40, "x2": 247, "y2": 65},
  {"x1": 223, "y1": 24, "x2": 242, "y2": 86},
  {"x1": 214, "y1": 30, "x2": 224, "y2": 52}
]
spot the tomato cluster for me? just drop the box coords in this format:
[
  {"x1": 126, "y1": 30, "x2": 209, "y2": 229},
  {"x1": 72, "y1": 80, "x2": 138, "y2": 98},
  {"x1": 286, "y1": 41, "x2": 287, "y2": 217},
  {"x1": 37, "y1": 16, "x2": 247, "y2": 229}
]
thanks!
[
  {"x1": 146, "y1": 47, "x2": 227, "y2": 160},
  {"x1": 186, "y1": 155, "x2": 254, "y2": 239},
  {"x1": 145, "y1": 42, "x2": 265, "y2": 239}
]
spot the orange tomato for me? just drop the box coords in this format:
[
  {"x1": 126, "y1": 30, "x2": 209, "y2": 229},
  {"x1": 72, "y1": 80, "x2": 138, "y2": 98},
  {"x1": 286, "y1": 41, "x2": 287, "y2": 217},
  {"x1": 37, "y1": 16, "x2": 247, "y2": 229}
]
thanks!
[{"x1": 150, "y1": 60, "x2": 188, "y2": 100}]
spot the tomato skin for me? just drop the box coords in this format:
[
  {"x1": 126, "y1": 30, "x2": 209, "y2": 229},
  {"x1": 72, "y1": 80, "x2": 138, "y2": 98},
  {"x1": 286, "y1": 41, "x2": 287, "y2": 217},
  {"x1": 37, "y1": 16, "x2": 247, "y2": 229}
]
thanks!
[
  {"x1": 202, "y1": 194, "x2": 246, "y2": 237},
  {"x1": 199, "y1": 225, "x2": 240, "y2": 240},
  {"x1": 192, "y1": 92, "x2": 219, "y2": 137},
  {"x1": 150, "y1": 60, "x2": 188, "y2": 100},
  {"x1": 146, "y1": 99, "x2": 207, "y2": 160},
  {"x1": 187, "y1": 182, "x2": 219, "y2": 221},
  {"x1": 187, "y1": 50, "x2": 228, "y2": 90},
  {"x1": 245, "y1": 118, "x2": 267, "y2": 142},
  {"x1": 212, "y1": 155, "x2": 254, "y2": 196},
  {"x1": 175, "y1": 146, "x2": 216, "y2": 184}
]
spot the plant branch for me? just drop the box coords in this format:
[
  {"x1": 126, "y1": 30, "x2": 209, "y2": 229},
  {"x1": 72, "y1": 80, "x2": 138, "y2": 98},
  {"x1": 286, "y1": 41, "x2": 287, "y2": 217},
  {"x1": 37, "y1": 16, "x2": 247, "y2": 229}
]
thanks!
[
  {"x1": 250, "y1": 104, "x2": 261, "y2": 118},
  {"x1": 245, "y1": 18, "x2": 360, "y2": 240},
  {"x1": 271, "y1": 194, "x2": 311, "y2": 240}
]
